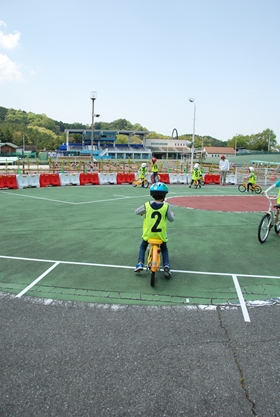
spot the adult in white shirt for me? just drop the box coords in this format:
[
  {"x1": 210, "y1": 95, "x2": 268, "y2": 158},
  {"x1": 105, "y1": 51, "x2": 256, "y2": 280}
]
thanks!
[{"x1": 219, "y1": 155, "x2": 230, "y2": 186}]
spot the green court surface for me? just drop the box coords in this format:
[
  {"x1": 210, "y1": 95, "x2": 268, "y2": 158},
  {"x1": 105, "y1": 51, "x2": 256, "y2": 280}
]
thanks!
[{"x1": 0, "y1": 184, "x2": 279, "y2": 320}]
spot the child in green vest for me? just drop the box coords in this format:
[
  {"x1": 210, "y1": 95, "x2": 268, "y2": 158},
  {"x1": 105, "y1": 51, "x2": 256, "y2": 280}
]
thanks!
[
  {"x1": 151, "y1": 157, "x2": 159, "y2": 183},
  {"x1": 138, "y1": 162, "x2": 147, "y2": 187},
  {"x1": 189, "y1": 163, "x2": 202, "y2": 188},
  {"x1": 134, "y1": 182, "x2": 175, "y2": 278},
  {"x1": 246, "y1": 166, "x2": 256, "y2": 192}
]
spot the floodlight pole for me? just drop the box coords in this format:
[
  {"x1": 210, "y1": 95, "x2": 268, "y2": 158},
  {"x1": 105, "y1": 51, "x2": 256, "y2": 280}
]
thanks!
[
  {"x1": 189, "y1": 98, "x2": 196, "y2": 172},
  {"x1": 90, "y1": 91, "x2": 97, "y2": 163}
]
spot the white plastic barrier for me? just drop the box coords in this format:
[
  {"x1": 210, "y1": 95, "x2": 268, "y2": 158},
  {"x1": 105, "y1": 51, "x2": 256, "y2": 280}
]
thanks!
[
  {"x1": 146, "y1": 173, "x2": 152, "y2": 183},
  {"x1": 98, "y1": 173, "x2": 117, "y2": 185},
  {"x1": 177, "y1": 174, "x2": 188, "y2": 184},
  {"x1": 16, "y1": 174, "x2": 29, "y2": 189},
  {"x1": 169, "y1": 173, "x2": 188, "y2": 184},
  {"x1": 70, "y1": 173, "x2": 80, "y2": 186},
  {"x1": 226, "y1": 174, "x2": 237, "y2": 185},
  {"x1": 59, "y1": 173, "x2": 71, "y2": 186},
  {"x1": 169, "y1": 174, "x2": 178, "y2": 184},
  {"x1": 59, "y1": 173, "x2": 81, "y2": 186},
  {"x1": 16, "y1": 174, "x2": 40, "y2": 189},
  {"x1": 107, "y1": 173, "x2": 117, "y2": 184},
  {"x1": 28, "y1": 174, "x2": 40, "y2": 188}
]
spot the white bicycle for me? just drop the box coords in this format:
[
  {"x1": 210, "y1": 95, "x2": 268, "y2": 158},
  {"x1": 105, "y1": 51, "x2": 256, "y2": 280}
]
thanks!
[{"x1": 258, "y1": 195, "x2": 280, "y2": 243}]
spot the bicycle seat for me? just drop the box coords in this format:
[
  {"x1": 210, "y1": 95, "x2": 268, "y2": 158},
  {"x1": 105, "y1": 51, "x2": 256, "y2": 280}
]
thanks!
[
  {"x1": 148, "y1": 238, "x2": 163, "y2": 245},
  {"x1": 274, "y1": 204, "x2": 280, "y2": 209}
]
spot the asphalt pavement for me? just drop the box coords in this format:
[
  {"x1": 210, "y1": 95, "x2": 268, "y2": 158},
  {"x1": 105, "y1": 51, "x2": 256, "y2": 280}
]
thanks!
[{"x1": 1, "y1": 292, "x2": 280, "y2": 417}]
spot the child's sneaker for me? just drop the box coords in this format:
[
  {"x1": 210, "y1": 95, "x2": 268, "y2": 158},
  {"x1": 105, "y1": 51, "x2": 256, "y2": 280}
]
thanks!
[
  {"x1": 164, "y1": 265, "x2": 171, "y2": 279},
  {"x1": 134, "y1": 263, "x2": 144, "y2": 272}
]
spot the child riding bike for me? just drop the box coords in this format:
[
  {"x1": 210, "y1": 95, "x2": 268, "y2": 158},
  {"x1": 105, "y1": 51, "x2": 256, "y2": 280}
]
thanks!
[
  {"x1": 189, "y1": 163, "x2": 202, "y2": 188},
  {"x1": 134, "y1": 182, "x2": 175, "y2": 278},
  {"x1": 263, "y1": 179, "x2": 280, "y2": 206},
  {"x1": 246, "y1": 166, "x2": 257, "y2": 192},
  {"x1": 138, "y1": 162, "x2": 147, "y2": 187}
]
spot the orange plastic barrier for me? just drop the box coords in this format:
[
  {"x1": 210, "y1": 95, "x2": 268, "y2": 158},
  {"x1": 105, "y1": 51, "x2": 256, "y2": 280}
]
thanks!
[
  {"x1": 50, "y1": 173, "x2": 60, "y2": 186},
  {"x1": 116, "y1": 173, "x2": 135, "y2": 184},
  {"x1": 159, "y1": 173, "x2": 170, "y2": 184},
  {"x1": 39, "y1": 174, "x2": 50, "y2": 187},
  {"x1": 204, "y1": 174, "x2": 211, "y2": 184},
  {"x1": 213, "y1": 174, "x2": 220, "y2": 184},
  {"x1": 2, "y1": 175, "x2": 18, "y2": 189},
  {"x1": 91, "y1": 173, "x2": 99, "y2": 184},
  {"x1": 0, "y1": 175, "x2": 6, "y2": 189},
  {"x1": 116, "y1": 173, "x2": 126, "y2": 184},
  {"x1": 39, "y1": 173, "x2": 60, "y2": 187},
  {"x1": 126, "y1": 173, "x2": 135, "y2": 184},
  {"x1": 79, "y1": 172, "x2": 99, "y2": 185},
  {"x1": 204, "y1": 174, "x2": 220, "y2": 184},
  {"x1": 80, "y1": 173, "x2": 90, "y2": 185}
]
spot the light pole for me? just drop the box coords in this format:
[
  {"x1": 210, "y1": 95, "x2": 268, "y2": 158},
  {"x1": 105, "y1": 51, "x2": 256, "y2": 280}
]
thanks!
[
  {"x1": 90, "y1": 91, "x2": 97, "y2": 163},
  {"x1": 189, "y1": 98, "x2": 196, "y2": 172}
]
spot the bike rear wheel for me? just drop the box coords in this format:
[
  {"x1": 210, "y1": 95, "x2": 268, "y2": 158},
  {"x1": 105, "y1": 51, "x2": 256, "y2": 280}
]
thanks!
[
  {"x1": 238, "y1": 184, "x2": 246, "y2": 192},
  {"x1": 258, "y1": 213, "x2": 272, "y2": 243},
  {"x1": 254, "y1": 185, "x2": 262, "y2": 194},
  {"x1": 132, "y1": 179, "x2": 137, "y2": 187},
  {"x1": 274, "y1": 214, "x2": 280, "y2": 234}
]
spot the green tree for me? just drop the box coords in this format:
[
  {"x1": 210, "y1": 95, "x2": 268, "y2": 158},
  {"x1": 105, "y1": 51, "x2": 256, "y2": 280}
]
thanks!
[
  {"x1": 115, "y1": 134, "x2": 128, "y2": 144},
  {"x1": 5, "y1": 109, "x2": 29, "y2": 125},
  {"x1": 228, "y1": 129, "x2": 277, "y2": 151}
]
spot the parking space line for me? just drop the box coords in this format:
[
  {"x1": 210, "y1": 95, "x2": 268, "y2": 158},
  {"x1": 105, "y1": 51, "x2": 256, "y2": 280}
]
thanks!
[
  {"x1": 16, "y1": 262, "x2": 60, "y2": 298},
  {"x1": 232, "y1": 274, "x2": 250, "y2": 322},
  {"x1": 1, "y1": 255, "x2": 279, "y2": 322}
]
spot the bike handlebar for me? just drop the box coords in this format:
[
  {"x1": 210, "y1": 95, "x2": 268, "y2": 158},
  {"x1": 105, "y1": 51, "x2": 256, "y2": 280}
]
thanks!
[{"x1": 262, "y1": 192, "x2": 278, "y2": 200}]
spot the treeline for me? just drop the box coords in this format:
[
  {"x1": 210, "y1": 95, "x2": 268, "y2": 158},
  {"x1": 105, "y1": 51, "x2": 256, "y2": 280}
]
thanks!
[{"x1": 0, "y1": 106, "x2": 277, "y2": 152}]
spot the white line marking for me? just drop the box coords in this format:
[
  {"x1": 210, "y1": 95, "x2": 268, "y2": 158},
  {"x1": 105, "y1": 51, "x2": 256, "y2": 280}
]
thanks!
[
  {"x1": 1, "y1": 191, "x2": 146, "y2": 205},
  {"x1": 16, "y1": 262, "x2": 60, "y2": 298},
  {"x1": 1, "y1": 255, "x2": 280, "y2": 279},
  {"x1": 0, "y1": 191, "x2": 76, "y2": 204},
  {"x1": 232, "y1": 274, "x2": 250, "y2": 322},
  {"x1": 2, "y1": 255, "x2": 279, "y2": 323},
  {"x1": 74, "y1": 195, "x2": 144, "y2": 205}
]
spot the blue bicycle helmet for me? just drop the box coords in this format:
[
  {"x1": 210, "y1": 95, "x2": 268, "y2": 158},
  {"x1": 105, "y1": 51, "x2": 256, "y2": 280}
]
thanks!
[{"x1": 150, "y1": 182, "x2": 169, "y2": 199}]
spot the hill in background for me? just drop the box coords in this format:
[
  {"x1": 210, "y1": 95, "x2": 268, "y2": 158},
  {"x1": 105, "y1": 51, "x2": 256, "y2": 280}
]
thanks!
[{"x1": 0, "y1": 106, "x2": 226, "y2": 151}]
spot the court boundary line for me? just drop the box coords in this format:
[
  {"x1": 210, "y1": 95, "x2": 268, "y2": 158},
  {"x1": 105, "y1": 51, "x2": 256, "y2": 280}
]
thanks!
[
  {"x1": 1, "y1": 255, "x2": 280, "y2": 322},
  {"x1": 0, "y1": 190, "x2": 147, "y2": 205}
]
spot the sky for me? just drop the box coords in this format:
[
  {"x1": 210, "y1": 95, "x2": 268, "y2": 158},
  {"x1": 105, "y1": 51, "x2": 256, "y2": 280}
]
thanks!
[{"x1": 1, "y1": 0, "x2": 280, "y2": 143}]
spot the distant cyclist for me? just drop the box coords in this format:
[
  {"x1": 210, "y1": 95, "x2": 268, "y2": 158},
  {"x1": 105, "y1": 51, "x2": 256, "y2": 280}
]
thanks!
[
  {"x1": 138, "y1": 163, "x2": 147, "y2": 187},
  {"x1": 151, "y1": 157, "x2": 159, "y2": 183},
  {"x1": 246, "y1": 166, "x2": 256, "y2": 192},
  {"x1": 189, "y1": 163, "x2": 202, "y2": 188}
]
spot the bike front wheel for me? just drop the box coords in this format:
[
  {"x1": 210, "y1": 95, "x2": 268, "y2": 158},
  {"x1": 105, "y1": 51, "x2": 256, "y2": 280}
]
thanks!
[
  {"x1": 238, "y1": 184, "x2": 246, "y2": 192},
  {"x1": 150, "y1": 271, "x2": 155, "y2": 287},
  {"x1": 258, "y1": 213, "x2": 272, "y2": 243},
  {"x1": 143, "y1": 179, "x2": 149, "y2": 188},
  {"x1": 254, "y1": 185, "x2": 262, "y2": 194}
]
